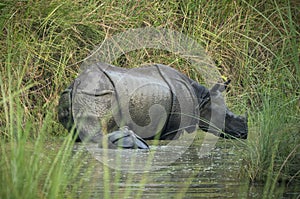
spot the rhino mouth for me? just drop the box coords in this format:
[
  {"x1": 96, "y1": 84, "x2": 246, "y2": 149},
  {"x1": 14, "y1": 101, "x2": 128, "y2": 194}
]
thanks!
[{"x1": 222, "y1": 111, "x2": 248, "y2": 139}]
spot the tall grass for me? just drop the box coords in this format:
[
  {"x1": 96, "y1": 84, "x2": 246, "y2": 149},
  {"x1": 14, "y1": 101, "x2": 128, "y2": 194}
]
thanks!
[
  {"x1": 0, "y1": 49, "x2": 96, "y2": 198},
  {"x1": 0, "y1": 0, "x2": 299, "y2": 198},
  {"x1": 237, "y1": 0, "x2": 300, "y2": 187}
]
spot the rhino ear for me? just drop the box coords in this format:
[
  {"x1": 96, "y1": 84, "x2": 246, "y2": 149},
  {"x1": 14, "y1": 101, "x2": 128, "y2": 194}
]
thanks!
[
  {"x1": 211, "y1": 79, "x2": 231, "y2": 93},
  {"x1": 223, "y1": 79, "x2": 231, "y2": 91},
  {"x1": 210, "y1": 83, "x2": 220, "y2": 93}
]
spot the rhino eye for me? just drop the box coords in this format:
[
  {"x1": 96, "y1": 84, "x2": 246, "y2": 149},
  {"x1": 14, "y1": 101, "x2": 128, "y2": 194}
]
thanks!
[{"x1": 198, "y1": 97, "x2": 210, "y2": 109}]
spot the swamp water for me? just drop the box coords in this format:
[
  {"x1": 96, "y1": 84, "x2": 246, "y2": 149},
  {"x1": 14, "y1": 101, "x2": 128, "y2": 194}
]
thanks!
[{"x1": 68, "y1": 133, "x2": 299, "y2": 199}]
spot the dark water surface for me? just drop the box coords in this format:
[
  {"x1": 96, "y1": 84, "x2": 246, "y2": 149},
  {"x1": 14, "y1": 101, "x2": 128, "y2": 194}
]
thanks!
[{"x1": 72, "y1": 134, "x2": 299, "y2": 199}]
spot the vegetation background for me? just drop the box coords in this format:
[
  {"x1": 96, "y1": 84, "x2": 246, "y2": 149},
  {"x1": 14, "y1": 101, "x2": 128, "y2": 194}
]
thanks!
[{"x1": 0, "y1": 0, "x2": 299, "y2": 198}]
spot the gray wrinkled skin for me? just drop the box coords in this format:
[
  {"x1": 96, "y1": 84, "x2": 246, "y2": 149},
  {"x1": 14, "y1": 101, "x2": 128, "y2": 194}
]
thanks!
[{"x1": 58, "y1": 63, "x2": 248, "y2": 149}]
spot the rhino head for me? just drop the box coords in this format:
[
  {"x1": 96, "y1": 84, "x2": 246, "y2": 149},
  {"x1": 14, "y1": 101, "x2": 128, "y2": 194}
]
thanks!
[{"x1": 197, "y1": 80, "x2": 248, "y2": 139}]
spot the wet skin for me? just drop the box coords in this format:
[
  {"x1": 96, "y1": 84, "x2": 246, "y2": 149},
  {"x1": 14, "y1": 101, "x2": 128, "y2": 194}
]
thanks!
[{"x1": 58, "y1": 63, "x2": 248, "y2": 149}]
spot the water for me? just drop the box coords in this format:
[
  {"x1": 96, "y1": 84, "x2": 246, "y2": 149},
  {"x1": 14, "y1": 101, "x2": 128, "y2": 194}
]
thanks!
[{"x1": 73, "y1": 134, "x2": 300, "y2": 199}]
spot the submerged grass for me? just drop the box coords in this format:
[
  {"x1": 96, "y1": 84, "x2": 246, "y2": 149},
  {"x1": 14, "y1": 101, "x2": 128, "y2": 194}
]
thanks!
[{"x1": 0, "y1": 0, "x2": 299, "y2": 198}]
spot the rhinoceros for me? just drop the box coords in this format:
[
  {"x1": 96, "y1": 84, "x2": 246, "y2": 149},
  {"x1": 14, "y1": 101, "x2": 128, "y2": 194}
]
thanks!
[{"x1": 58, "y1": 62, "x2": 248, "y2": 149}]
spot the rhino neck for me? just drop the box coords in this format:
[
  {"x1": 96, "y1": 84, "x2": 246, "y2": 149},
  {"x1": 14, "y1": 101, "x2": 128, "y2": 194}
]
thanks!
[{"x1": 191, "y1": 82, "x2": 210, "y2": 110}]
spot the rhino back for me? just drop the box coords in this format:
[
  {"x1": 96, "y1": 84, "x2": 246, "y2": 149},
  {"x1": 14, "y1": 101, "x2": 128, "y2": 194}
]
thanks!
[
  {"x1": 101, "y1": 63, "x2": 199, "y2": 140},
  {"x1": 70, "y1": 62, "x2": 200, "y2": 141},
  {"x1": 102, "y1": 64, "x2": 172, "y2": 139},
  {"x1": 155, "y1": 64, "x2": 200, "y2": 139}
]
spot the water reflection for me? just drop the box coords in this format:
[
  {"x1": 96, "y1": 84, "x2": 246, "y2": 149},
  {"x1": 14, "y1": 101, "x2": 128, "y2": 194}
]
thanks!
[{"x1": 73, "y1": 134, "x2": 299, "y2": 199}]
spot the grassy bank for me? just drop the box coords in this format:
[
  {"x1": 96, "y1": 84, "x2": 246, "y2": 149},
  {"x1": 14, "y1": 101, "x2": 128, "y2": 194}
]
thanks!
[{"x1": 0, "y1": 0, "x2": 299, "y2": 198}]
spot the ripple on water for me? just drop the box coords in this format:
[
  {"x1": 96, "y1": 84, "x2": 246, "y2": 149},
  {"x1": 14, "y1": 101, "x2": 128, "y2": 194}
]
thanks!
[{"x1": 72, "y1": 139, "x2": 299, "y2": 199}]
